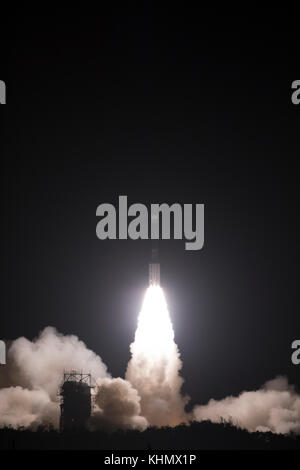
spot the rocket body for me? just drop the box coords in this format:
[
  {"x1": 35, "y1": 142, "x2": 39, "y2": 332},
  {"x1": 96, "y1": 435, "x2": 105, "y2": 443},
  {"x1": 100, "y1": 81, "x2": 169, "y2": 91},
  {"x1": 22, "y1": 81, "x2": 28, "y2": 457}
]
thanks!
[{"x1": 149, "y1": 249, "x2": 160, "y2": 285}]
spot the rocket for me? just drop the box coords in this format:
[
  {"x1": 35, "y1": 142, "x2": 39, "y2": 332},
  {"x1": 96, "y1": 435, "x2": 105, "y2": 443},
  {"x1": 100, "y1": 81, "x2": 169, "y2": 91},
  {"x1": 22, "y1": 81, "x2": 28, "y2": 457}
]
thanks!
[{"x1": 149, "y1": 248, "x2": 160, "y2": 286}]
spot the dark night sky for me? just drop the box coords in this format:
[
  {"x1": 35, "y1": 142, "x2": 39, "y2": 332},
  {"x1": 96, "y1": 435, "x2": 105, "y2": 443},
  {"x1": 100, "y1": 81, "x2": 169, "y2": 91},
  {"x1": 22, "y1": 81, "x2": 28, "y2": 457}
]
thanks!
[{"x1": 1, "y1": 9, "x2": 299, "y2": 408}]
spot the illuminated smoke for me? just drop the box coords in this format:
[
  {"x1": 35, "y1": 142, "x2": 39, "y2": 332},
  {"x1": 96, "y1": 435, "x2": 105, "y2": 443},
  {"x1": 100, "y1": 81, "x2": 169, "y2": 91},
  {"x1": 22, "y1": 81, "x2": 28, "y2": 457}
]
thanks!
[
  {"x1": 89, "y1": 377, "x2": 148, "y2": 431},
  {"x1": 0, "y1": 327, "x2": 146, "y2": 431},
  {"x1": 0, "y1": 387, "x2": 58, "y2": 430},
  {"x1": 193, "y1": 376, "x2": 300, "y2": 435},
  {"x1": 0, "y1": 327, "x2": 110, "y2": 429},
  {"x1": 1, "y1": 295, "x2": 300, "y2": 435},
  {"x1": 126, "y1": 286, "x2": 189, "y2": 427}
]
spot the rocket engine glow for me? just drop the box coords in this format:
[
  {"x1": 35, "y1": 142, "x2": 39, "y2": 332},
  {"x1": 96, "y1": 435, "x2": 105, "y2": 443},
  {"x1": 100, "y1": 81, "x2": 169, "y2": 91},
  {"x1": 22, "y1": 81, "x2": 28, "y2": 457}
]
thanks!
[
  {"x1": 125, "y1": 253, "x2": 189, "y2": 427},
  {"x1": 1, "y1": 249, "x2": 300, "y2": 435},
  {"x1": 131, "y1": 285, "x2": 175, "y2": 356}
]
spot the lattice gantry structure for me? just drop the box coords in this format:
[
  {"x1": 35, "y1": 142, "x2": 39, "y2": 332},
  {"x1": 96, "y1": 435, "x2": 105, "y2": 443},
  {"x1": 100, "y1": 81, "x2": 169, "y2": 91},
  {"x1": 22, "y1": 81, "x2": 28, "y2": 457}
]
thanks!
[{"x1": 59, "y1": 371, "x2": 93, "y2": 432}]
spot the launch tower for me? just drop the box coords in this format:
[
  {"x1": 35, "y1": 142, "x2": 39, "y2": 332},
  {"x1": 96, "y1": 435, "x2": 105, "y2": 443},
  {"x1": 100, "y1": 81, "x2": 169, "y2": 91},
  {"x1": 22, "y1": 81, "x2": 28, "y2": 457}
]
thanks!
[{"x1": 59, "y1": 371, "x2": 92, "y2": 432}]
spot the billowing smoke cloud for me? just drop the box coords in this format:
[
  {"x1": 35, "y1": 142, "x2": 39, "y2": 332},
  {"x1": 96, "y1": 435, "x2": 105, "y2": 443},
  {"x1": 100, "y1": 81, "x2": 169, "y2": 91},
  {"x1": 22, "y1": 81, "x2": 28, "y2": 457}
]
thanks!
[
  {"x1": 0, "y1": 387, "x2": 58, "y2": 429},
  {"x1": 0, "y1": 327, "x2": 110, "y2": 429},
  {"x1": 126, "y1": 342, "x2": 188, "y2": 427},
  {"x1": 0, "y1": 327, "x2": 150, "y2": 432},
  {"x1": 89, "y1": 378, "x2": 148, "y2": 431},
  {"x1": 1, "y1": 293, "x2": 300, "y2": 436},
  {"x1": 2, "y1": 327, "x2": 109, "y2": 396},
  {"x1": 125, "y1": 286, "x2": 300, "y2": 435},
  {"x1": 126, "y1": 286, "x2": 189, "y2": 427},
  {"x1": 193, "y1": 376, "x2": 300, "y2": 435}
]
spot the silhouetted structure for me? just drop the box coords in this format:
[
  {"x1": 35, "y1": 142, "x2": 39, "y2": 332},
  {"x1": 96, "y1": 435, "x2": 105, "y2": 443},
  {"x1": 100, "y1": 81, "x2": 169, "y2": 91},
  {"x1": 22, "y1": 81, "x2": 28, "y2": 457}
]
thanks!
[
  {"x1": 1, "y1": 421, "x2": 300, "y2": 450},
  {"x1": 59, "y1": 371, "x2": 92, "y2": 432}
]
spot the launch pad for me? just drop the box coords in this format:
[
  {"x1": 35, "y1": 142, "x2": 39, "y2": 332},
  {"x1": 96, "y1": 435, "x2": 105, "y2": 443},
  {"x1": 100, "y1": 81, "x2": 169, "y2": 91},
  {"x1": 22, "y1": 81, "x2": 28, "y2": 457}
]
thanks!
[{"x1": 59, "y1": 371, "x2": 93, "y2": 432}]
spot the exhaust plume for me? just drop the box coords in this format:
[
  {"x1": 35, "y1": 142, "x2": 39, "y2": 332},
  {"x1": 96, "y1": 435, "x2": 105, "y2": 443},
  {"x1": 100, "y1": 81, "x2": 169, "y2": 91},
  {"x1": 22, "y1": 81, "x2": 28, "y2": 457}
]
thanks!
[
  {"x1": 1, "y1": 292, "x2": 300, "y2": 436},
  {"x1": 126, "y1": 286, "x2": 189, "y2": 427}
]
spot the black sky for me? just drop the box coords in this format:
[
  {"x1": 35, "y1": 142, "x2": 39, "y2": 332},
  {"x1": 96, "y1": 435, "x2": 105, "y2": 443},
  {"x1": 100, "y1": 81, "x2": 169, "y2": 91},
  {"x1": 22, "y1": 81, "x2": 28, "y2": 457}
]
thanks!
[{"x1": 1, "y1": 9, "x2": 299, "y2": 407}]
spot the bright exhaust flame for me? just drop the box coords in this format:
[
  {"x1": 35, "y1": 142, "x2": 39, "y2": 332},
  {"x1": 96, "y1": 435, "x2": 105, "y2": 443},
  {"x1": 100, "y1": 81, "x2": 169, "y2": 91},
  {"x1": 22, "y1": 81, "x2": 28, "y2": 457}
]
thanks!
[
  {"x1": 133, "y1": 286, "x2": 175, "y2": 356},
  {"x1": 1, "y1": 288, "x2": 300, "y2": 433},
  {"x1": 126, "y1": 285, "x2": 189, "y2": 427}
]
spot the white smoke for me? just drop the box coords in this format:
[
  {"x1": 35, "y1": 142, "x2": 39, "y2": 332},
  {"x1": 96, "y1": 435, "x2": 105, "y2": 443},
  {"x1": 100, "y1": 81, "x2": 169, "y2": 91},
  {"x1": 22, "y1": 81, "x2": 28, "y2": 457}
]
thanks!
[
  {"x1": 7, "y1": 327, "x2": 109, "y2": 398},
  {"x1": 0, "y1": 327, "x2": 110, "y2": 429},
  {"x1": 1, "y1": 294, "x2": 300, "y2": 436},
  {"x1": 0, "y1": 327, "x2": 148, "y2": 432},
  {"x1": 193, "y1": 376, "x2": 300, "y2": 435},
  {"x1": 89, "y1": 378, "x2": 148, "y2": 431},
  {"x1": 0, "y1": 387, "x2": 58, "y2": 429},
  {"x1": 125, "y1": 286, "x2": 189, "y2": 427}
]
